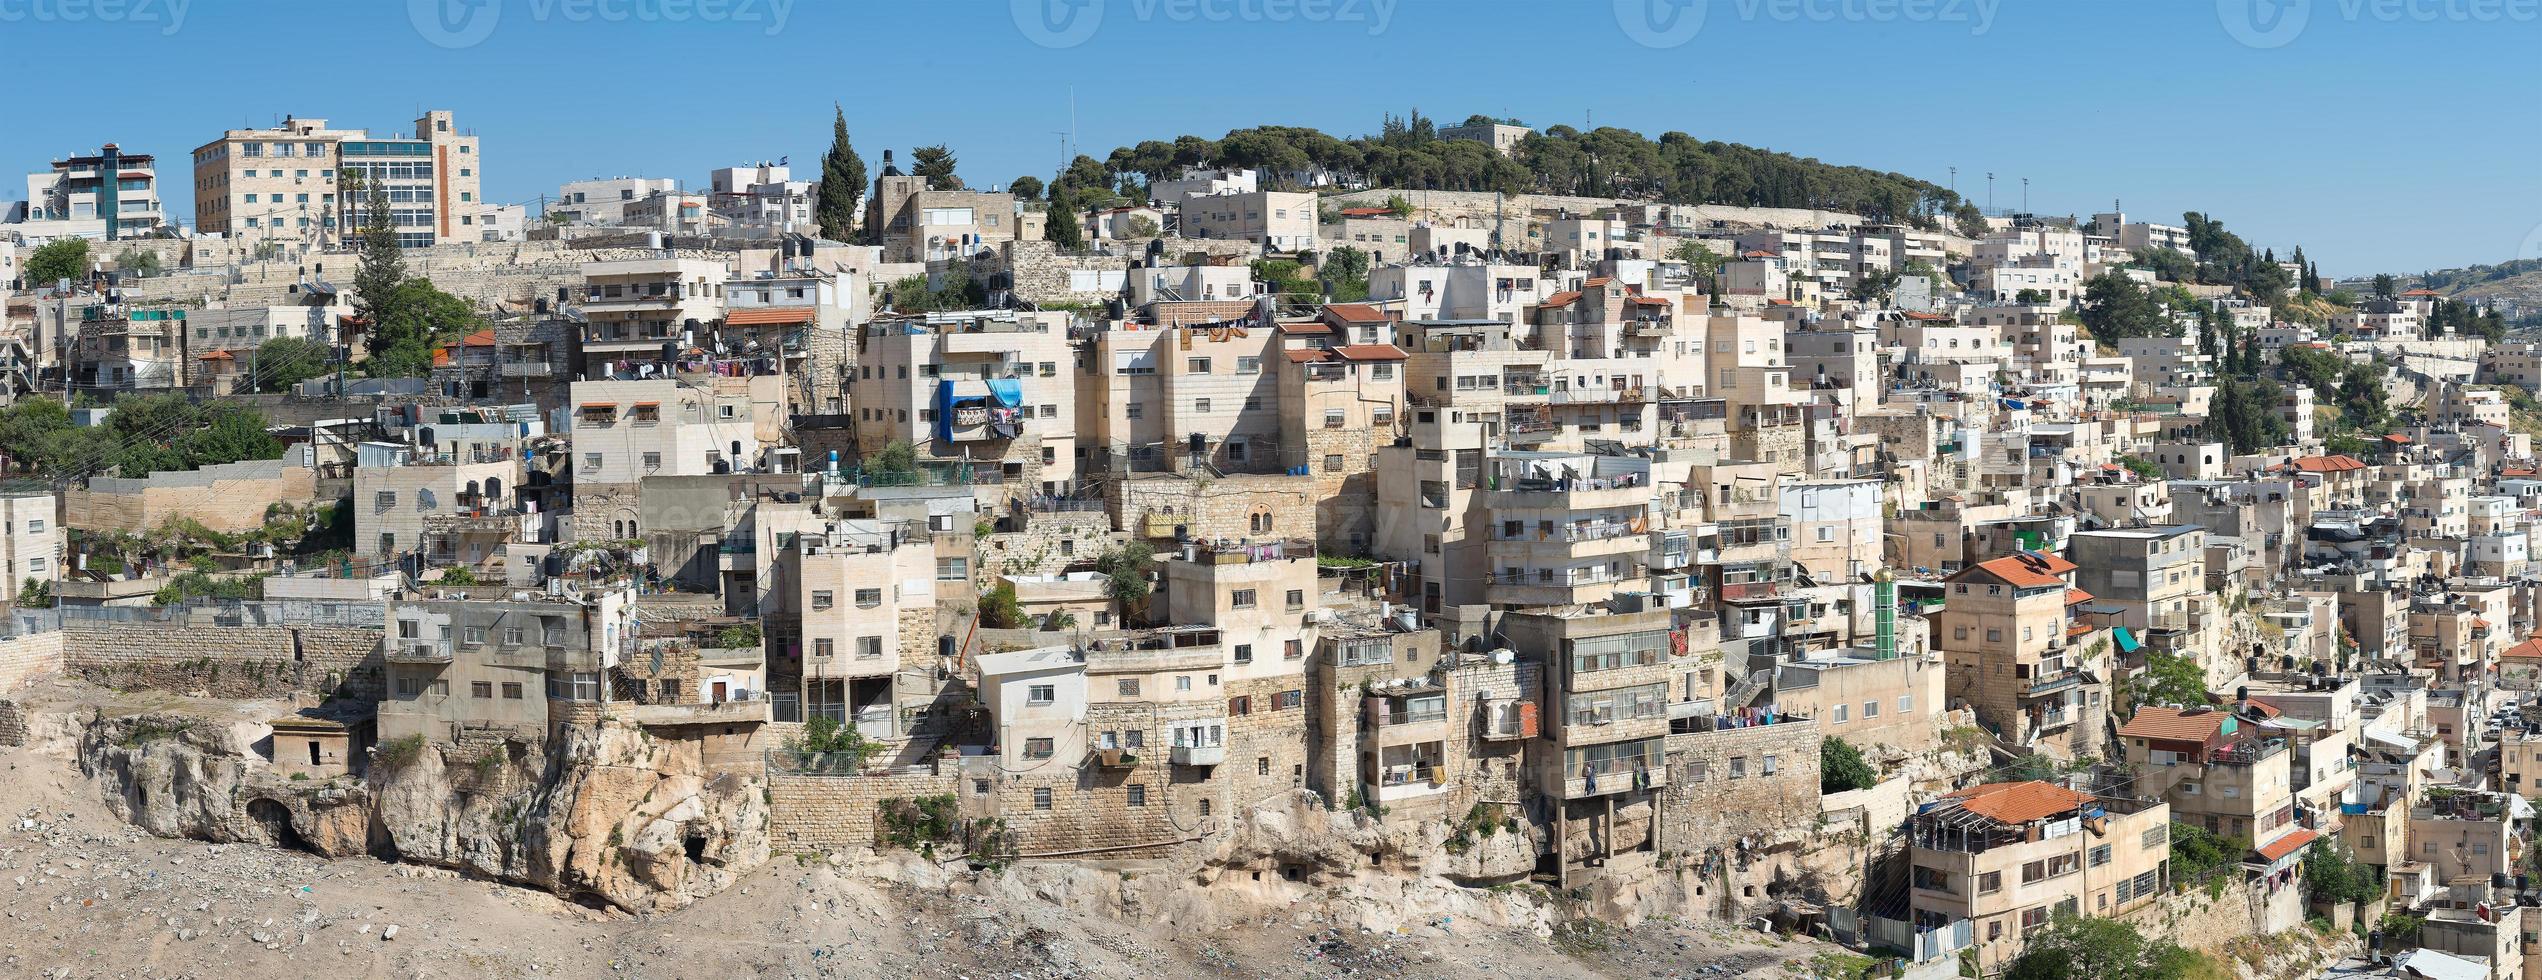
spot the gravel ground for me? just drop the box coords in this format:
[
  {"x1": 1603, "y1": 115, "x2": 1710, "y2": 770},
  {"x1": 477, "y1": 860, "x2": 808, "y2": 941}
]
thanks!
[{"x1": 0, "y1": 744, "x2": 1852, "y2": 979}]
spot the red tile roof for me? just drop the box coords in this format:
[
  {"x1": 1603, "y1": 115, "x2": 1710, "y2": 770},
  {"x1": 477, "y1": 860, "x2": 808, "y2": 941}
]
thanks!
[
  {"x1": 1584, "y1": 276, "x2": 1613, "y2": 288},
  {"x1": 2255, "y1": 828, "x2": 2318, "y2": 862},
  {"x1": 1324, "y1": 303, "x2": 1387, "y2": 324},
  {"x1": 1539, "y1": 291, "x2": 1582, "y2": 309},
  {"x1": 1283, "y1": 349, "x2": 1332, "y2": 364},
  {"x1": 2290, "y1": 454, "x2": 2367, "y2": 473},
  {"x1": 1339, "y1": 207, "x2": 1390, "y2": 217},
  {"x1": 459, "y1": 328, "x2": 496, "y2": 347},
  {"x1": 2064, "y1": 587, "x2": 2095, "y2": 606},
  {"x1": 726, "y1": 307, "x2": 815, "y2": 326},
  {"x1": 2119, "y1": 705, "x2": 2227, "y2": 742},
  {"x1": 1627, "y1": 296, "x2": 1670, "y2": 307},
  {"x1": 1944, "y1": 781, "x2": 2091, "y2": 825},
  {"x1": 1951, "y1": 552, "x2": 2078, "y2": 589},
  {"x1": 198, "y1": 350, "x2": 233, "y2": 361},
  {"x1": 2503, "y1": 635, "x2": 2542, "y2": 660},
  {"x1": 1281, "y1": 321, "x2": 1335, "y2": 336},
  {"x1": 2401, "y1": 289, "x2": 2443, "y2": 297},
  {"x1": 1333, "y1": 344, "x2": 1408, "y2": 362}
]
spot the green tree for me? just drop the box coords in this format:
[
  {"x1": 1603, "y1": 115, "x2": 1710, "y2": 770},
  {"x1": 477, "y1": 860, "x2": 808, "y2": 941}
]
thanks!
[
  {"x1": 1820, "y1": 737, "x2": 1878, "y2": 793},
  {"x1": 1382, "y1": 193, "x2": 1416, "y2": 218},
  {"x1": 22, "y1": 238, "x2": 90, "y2": 286},
  {"x1": 1044, "y1": 186, "x2": 1085, "y2": 251},
  {"x1": 863, "y1": 439, "x2": 918, "y2": 481},
  {"x1": 1120, "y1": 214, "x2": 1161, "y2": 239},
  {"x1": 350, "y1": 172, "x2": 406, "y2": 317},
  {"x1": 910, "y1": 144, "x2": 959, "y2": 189},
  {"x1": 249, "y1": 336, "x2": 331, "y2": 393},
  {"x1": 16, "y1": 578, "x2": 51, "y2": 609},
  {"x1": 2372, "y1": 273, "x2": 2397, "y2": 299},
  {"x1": 2132, "y1": 651, "x2": 2210, "y2": 711},
  {"x1": 365, "y1": 278, "x2": 482, "y2": 378},
  {"x1": 2079, "y1": 272, "x2": 2169, "y2": 343},
  {"x1": 1094, "y1": 542, "x2": 1156, "y2": 609},
  {"x1": 1320, "y1": 245, "x2": 1373, "y2": 301},
  {"x1": 1008, "y1": 175, "x2": 1044, "y2": 201},
  {"x1": 1850, "y1": 267, "x2": 1903, "y2": 305},
  {"x1": 978, "y1": 581, "x2": 1024, "y2": 629},
  {"x1": 815, "y1": 104, "x2": 868, "y2": 243},
  {"x1": 2303, "y1": 840, "x2": 2380, "y2": 908},
  {"x1": 114, "y1": 248, "x2": 164, "y2": 278},
  {"x1": 2000, "y1": 913, "x2": 2201, "y2": 980}
]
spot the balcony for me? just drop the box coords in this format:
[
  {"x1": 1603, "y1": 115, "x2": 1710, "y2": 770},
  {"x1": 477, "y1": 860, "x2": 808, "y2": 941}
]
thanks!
[
  {"x1": 1366, "y1": 764, "x2": 1449, "y2": 802},
  {"x1": 620, "y1": 695, "x2": 767, "y2": 727},
  {"x1": 500, "y1": 361, "x2": 555, "y2": 378},
  {"x1": 1488, "y1": 568, "x2": 1634, "y2": 606},
  {"x1": 1171, "y1": 743, "x2": 1225, "y2": 767},
  {"x1": 1091, "y1": 747, "x2": 1142, "y2": 769},
  {"x1": 1718, "y1": 580, "x2": 1786, "y2": 602},
  {"x1": 386, "y1": 639, "x2": 454, "y2": 665},
  {"x1": 1547, "y1": 385, "x2": 1645, "y2": 405},
  {"x1": 1560, "y1": 764, "x2": 1667, "y2": 800}
]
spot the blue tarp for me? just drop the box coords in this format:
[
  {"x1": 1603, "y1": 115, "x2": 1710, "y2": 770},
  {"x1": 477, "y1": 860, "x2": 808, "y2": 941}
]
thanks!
[
  {"x1": 935, "y1": 378, "x2": 1028, "y2": 444},
  {"x1": 984, "y1": 378, "x2": 1024, "y2": 408},
  {"x1": 2113, "y1": 626, "x2": 2140, "y2": 653}
]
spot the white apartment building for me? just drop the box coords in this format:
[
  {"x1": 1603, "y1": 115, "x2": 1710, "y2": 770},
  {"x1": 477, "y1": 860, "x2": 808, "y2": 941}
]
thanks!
[
  {"x1": 709, "y1": 163, "x2": 814, "y2": 233},
  {"x1": 568, "y1": 378, "x2": 771, "y2": 489},
  {"x1": 192, "y1": 111, "x2": 484, "y2": 248},
  {"x1": 0, "y1": 492, "x2": 62, "y2": 601},
  {"x1": 16, "y1": 144, "x2": 164, "y2": 241},
  {"x1": 576, "y1": 257, "x2": 731, "y2": 364},
  {"x1": 849, "y1": 309, "x2": 1078, "y2": 495},
  {"x1": 553, "y1": 176, "x2": 680, "y2": 226},
  {"x1": 1180, "y1": 190, "x2": 1317, "y2": 251},
  {"x1": 2090, "y1": 211, "x2": 2193, "y2": 256},
  {"x1": 1368, "y1": 261, "x2": 1549, "y2": 326}
]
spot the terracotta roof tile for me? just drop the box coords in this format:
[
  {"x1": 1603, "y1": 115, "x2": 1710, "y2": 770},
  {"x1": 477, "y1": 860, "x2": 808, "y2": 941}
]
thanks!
[
  {"x1": 1943, "y1": 781, "x2": 2091, "y2": 825},
  {"x1": 1324, "y1": 303, "x2": 1387, "y2": 324},
  {"x1": 2503, "y1": 635, "x2": 2542, "y2": 660},
  {"x1": 726, "y1": 307, "x2": 815, "y2": 326},
  {"x1": 2255, "y1": 828, "x2": 2318, "y2": 862},
  {"x1": 2290, "y1": 454, "x2": 2367, "y2": 473},
  {"x1": 2118, "y1": 705, "x2": 2227, "y2": 742},
  {"x1": 1332, "y1": 344, "x2": 1408, "y2": 362},
  {"x1": 1539, "y1": 291, "x2": 1582, "y2": 309},
  {"x1": 1949, "y1": 552, "x2": 2078, "y2": 589}
]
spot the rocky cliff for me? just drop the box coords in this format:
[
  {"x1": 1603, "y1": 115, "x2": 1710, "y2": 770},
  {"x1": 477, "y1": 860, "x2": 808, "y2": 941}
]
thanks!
[{"x1": 75, "y1": 710, "x2": 768, "y2": 914}]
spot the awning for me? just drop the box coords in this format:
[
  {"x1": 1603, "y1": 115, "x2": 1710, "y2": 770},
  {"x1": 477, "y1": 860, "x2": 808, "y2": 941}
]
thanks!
[
  {"x1": 725, "y1": 307, "x2": 815, "y2": 326},
  {"x1": 579, "y1": 402, "x2": 617, "y2": 410},
  {"x1": 631, "y1": 401, "x2": 660, "y2": 409},
  {"x1": 2113, "y1": 626, "x2": 2140, "y2": 653}
]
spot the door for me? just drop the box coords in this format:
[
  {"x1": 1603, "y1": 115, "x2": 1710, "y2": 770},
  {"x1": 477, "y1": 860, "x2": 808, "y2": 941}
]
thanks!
[{"x1": 710, "y1": 679, "x2": 729, "y2": 704}]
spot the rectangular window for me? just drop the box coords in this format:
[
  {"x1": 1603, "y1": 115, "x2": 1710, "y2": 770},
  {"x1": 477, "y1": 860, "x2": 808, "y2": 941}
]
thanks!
[
  {"x1": 1231, "y1": 589, "x2": 1256, "y2": 609},
  {"x1": 2090, "y1": 844, "x2": 2112, "y2": 867},
  {"x1": 1033, "y1": 787, "x2": 1053, "y2": 809},
  {"x1": 1127, "y1": 784, "x2": 1147, "y2": 807},
  {"x1": 856, "y1": 636, "x2": 883, "y2": 660},
  {"x1": 1028, "y1": 684, "x2": 1055, "y2": 705},
  {"x1": 1233, "y1": 644, "x2": 1253, "y2": 664},
  {"x1": 813, "y1": 638, "x2": 834, "y2": 659},
  {"x1": 812, "y1": 590, "x2": 833, "y2": 610},
  {"x1": 1024, "y1": 738, "x2": 1054, "y2": 759},
  {"x1": 470, "y1": 681, "x2": 493, "y2": 699},
  {"x1": 1977, "y1": 871, "x2": 2002, "y2": 894},
  {"x1": 855, "y1": 588, "x2": 882, "y2": 608},
  {"x1": 1118, "y1": 679, "x2": 1141, "y2": 697},
  {"x1": 502, "y1": 682, "x2": 524, "y2": 699}
]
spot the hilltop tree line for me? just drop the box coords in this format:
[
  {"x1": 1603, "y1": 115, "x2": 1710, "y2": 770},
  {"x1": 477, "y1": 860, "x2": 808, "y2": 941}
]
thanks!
[{"x1": 1015, "y1": 111, "x2": 1978, "y2": 229}]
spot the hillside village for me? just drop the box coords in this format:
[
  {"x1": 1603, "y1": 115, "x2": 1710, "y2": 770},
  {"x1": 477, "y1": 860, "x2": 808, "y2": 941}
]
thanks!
[{"x1": 3, "y1": 108, "x2": 2540, "y2": 979}]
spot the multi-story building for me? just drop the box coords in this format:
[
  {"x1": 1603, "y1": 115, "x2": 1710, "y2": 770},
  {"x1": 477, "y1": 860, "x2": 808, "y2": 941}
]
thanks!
[
  {"x1": 377, "y1": 586, "x2": 635, "y2": 744},
  {"x1": 1180, "y1": 189, "x2": 1317, "y2": 251},
  {"x1": 871, "y1": 170, "x2": 1016, "y2": 262},
  {"x1": 849, "y1": 309, "x2": 1076, "y2": 496},
  {"x1": 2119, "y1": 705, "x2": 2302, "y2": 852},
  {"x1": 575, "y1": 257, "x2": 731, "y2": 366},
  {"x1": 350, "y1": 440, "x2": 524, "y2": 565},
  {"x1": 1505, "y1": 606, "x2": 1674, "y2": 888},
  {"x1": 19, "y1": 144, "x2": 164, "y2": 240},
  {"x1": 2069, "y1": 525, "x2": 2207, "y2": 650},
  {"x1": 1937, "y1": 552, "x2": 2108, "y2": 758},
  {"x1": 1905, "y1": 780, "x2": 2171, "y2": 973},
  {"x1": 783, "y1": 519, "x2": 936, "y2": 735},
  {"x1": 193, "y1": 111, "x2": 483, "y2": 248},
  {"x1": 0, "y1": 491, "x2": 61, "y2": 606},
  {"x1": 552, "y1": 176, "x2": 680, "y2": 226}
]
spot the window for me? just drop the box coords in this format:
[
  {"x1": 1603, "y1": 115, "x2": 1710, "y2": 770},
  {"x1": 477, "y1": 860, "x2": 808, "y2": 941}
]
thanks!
[
  {"x1": 463, "y1": 626, "x2": 486, "y2": 645},
  {"x1": 811, "y1": 591, "x2": 834, "y2": 611},
  {"x1": 855, "y1": 588, "x2": 882, "y2": 608},
  {"x1": 813, "y1": 638, "x2": 834, "y2": 659},
  {"x1": 1188, "y1": 357, "x2": 1211, "y2": 373},
  {"x1": 1127, "y1": 784, "x2": 1147, "y2": 807},
  {"x1": 1023, "y1": 738, "x2": 1054, "y2": 759},
  {"x1": 1033, "y1": 787, "x2": 1053, "y2": 810},
  {"x1": 937, "y1": 557, "x2": 969, "y2": 580},
  {"x1": 1864, "y1": 700, "x2": 1879, "y2": 719},
  {"x1": 855, "y1": 637, "x2": 884, "y2": 660},
  {"x1": 1118, "y1": 679, "x2": 1141, "y2": 697},
  {"x1": 2141, "y1": 825, "x2": 2168, "y2": 849},
  {"x1": 1833, "y1": 704, "x2": 1848, "y2": 723},
  {"x1": 1194, "y1": 398, "x2": 1212, "y2": 414},
  {"x1": 1275, "y1": 690, "x2": 1303, "y2": 710},
  {"x1": 2020, "y1": 908, "x2": 2049, "y2": 934},
  {"x1": 1233, "y1": 644, "x2": 1253, "y2": 664},
  {"x1": 1027, "y1": 684, "x2": 1055, "y2": 705},
  {"x1": 502, "y1": 682, "x2": 524, "y2": 699},
  {"x1": 1977, "y1": 871, "x2": 2001, "y2": 894},
  {"x1": 1761, "y1": 754, "x2": 1778, "y2": 775},
  {"x1": 1687, "y1": 759, "x2": 1708, "y2": 782},
  {"x1": 1729, "y1": 756, "x2": 1747, "y2": 779},
  {"x1": 1237, "y1": 356, "x2": 1261, "y2": 374},
  {"x1": 471, "y1": 681, "x2": 493, "y2": 699},
  {"x1": 2090, "y1": 844, "x2": 2113, "y2": 867},
  {"x1": 1286, "y1": 589, "x2": 1305, "y2": 611}
]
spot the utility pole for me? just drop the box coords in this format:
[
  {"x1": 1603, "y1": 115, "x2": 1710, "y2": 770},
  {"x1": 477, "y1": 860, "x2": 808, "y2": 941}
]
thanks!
[
  {"x1": 2021, "y1": 178, "x2": 2029, "y2": 213},
  {"x1": 1986, "y1": 173, "x2": 1995, "y2": 213}
]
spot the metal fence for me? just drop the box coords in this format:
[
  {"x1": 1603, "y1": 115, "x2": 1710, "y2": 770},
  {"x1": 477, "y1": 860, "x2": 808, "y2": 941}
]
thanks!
[{"x1": 58, "y1": 598, "x2": 387, "y2": 629}]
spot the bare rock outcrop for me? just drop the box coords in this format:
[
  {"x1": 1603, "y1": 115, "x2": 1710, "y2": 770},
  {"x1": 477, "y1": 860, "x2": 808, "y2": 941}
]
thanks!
[
  {"x1": 77, "y1": 711, "x2": 372, "y2": 856},
  {"x1": 369, "y1": 721, "x2": 769, "y2": 912}
]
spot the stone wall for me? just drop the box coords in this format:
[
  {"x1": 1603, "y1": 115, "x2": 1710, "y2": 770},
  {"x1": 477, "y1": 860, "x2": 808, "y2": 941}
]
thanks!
[
  {"x1": 1226, "y1": 674, "x2": 1314, "y2": 809},
  {"x1": 2121, "y1": 872, "x2": 2300, "y2": 954},
  {"x1": 0, "y1": 629, "x2": 65, "y2": 694},
  {"x1": 1301, "y1": 424, "x2": 1387, "y2": 554},
  {"x1": 64, "y1": 460, "x2": 320, "y2": 534},
  {"x1": 1000, "y1": 239, "x2": 1261, "y2": 306},
  {"x1": 59, "y1": 622, "x2": 384, "y2": 701},
  {"x1": 1111, "y1": 473, "x2": 1318, "y2": 544},
  {"x1": 767, "y1": 768, "x2": 960, "y2": 855},
  {"x1": 979, "y1": 511, "x2": 1119, "y2": 578},
  {"x1": 1660, "y1": 720, "x2": 1824, "y2": 849}
]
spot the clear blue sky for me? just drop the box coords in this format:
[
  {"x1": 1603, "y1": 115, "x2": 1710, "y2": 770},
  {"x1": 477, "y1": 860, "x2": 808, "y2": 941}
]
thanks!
[{"x1": 5, "y1": 0, "x2": 2525, "y2": 276}]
